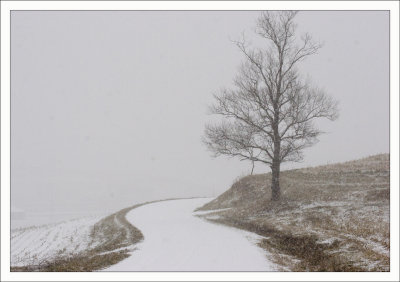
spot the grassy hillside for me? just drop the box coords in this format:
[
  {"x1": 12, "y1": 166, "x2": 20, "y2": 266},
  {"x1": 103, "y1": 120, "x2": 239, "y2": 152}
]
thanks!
[{"x1": 197, "y1": 154, "x2": 390, "y2": 271}]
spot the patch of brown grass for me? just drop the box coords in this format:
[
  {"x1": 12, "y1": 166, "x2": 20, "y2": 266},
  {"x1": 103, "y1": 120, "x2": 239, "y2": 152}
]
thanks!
[
  {"x1": 204, "y1": 215, "x2": 362, "y2": 271},
  {"x1": 89, "y1": 204, "x2": 145, "y2": 254},
  {"x1": 11, "y1": 250, "x2": 130, "y2": 272}
]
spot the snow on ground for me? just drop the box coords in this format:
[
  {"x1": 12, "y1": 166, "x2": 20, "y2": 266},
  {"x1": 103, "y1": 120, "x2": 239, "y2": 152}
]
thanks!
[
  {"x1": 193, "y1": 207, "x2": 232, "y2": 215},
  {"x1": 11, "y1": 216, "x2": 103, "y2": 267},
  {"x1": 11, "y1": 211, "x2": 107, "y2": 230},
  {"x1": 103, "y1": 198, "x2": 276, "y2": 271}
]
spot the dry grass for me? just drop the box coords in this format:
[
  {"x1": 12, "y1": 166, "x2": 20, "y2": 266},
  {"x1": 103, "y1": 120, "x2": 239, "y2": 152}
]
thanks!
[
  {"x1": 197, "y1": 154, "x2": 390, "y2": 271},
  {"x1": 88, "y1": 204, "x2": 145, "y2": 254},
  {"x1": 10, "y1": 251, "x2": 130, "y2": 272}
]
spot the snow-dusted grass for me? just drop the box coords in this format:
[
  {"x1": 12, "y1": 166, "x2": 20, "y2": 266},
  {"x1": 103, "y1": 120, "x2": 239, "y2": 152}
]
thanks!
[
  {"x1": 104, "y1": 198, "x2": 277, "y2": 271},
  {"x1": 197, "y1": 154, "x2": 390, "y2": 271},
  {"x1": 11, "y1": 216, "x2": 103, "y2": 267},
  {"x1": 11, "y1": 203, "x2": 146, "y2": 271}
]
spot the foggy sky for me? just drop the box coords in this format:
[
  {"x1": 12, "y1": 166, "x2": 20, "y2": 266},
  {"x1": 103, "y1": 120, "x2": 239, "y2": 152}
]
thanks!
[{"x1": 11, "y1": 11, "x2": 389, "y2": 213}]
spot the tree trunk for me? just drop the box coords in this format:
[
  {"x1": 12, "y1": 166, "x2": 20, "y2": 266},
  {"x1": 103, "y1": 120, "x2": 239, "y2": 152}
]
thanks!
[
  {"x1": 271, "y1": 159, "x2": 281, "y2": 201},
  {"x1": 271, "y1": 108, "x2": 281, "y2": 201}
]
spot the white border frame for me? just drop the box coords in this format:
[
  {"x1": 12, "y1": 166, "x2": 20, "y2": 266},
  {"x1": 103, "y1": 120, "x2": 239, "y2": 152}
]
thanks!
[{"x1": 1, "y1": 1, "x2": 399, "y2": 281}]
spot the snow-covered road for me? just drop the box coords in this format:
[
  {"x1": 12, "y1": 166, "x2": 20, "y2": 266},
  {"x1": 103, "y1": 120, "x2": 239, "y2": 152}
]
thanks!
[{"x1": 104, "y1": 198, "x2": 275, "y2": 271}]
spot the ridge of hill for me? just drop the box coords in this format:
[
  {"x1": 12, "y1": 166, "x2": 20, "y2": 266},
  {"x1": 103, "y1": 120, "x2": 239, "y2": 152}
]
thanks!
[{"x1": 197, "y1": 154, "x2": 390, "y2": 271}]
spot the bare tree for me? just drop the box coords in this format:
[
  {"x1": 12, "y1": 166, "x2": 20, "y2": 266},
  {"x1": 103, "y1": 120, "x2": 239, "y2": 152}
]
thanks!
[{"x1": 203, "y1": 11, "x2": 338, "y2": 201}]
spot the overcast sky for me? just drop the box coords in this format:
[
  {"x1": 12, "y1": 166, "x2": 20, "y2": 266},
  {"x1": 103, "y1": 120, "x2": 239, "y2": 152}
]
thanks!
[{"x1": 11, "y1": 11, "x2": 389, "y2": 213}]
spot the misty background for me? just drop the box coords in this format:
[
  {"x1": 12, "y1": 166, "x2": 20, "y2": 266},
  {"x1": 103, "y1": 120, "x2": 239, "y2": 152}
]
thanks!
[{"x1": 11, "y1": 11, "x2": 389, "y2": 215}]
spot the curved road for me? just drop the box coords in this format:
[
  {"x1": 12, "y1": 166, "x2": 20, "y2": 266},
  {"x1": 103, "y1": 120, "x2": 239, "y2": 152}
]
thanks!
[{"x1": 104, "y1": 198, "x2": 275, "y2": 271}]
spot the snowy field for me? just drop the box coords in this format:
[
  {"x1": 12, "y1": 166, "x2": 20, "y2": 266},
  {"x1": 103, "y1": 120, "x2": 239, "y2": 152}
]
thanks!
[
  {"x1": 11, "y1": 215, "x2": 104, "y2": 267},
  {"x1": 104, "y1": 198, "x2": 276, "y2": 271},
  {"x1": 11, "y1": 211, "x2": 107, "y2": 230}
]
